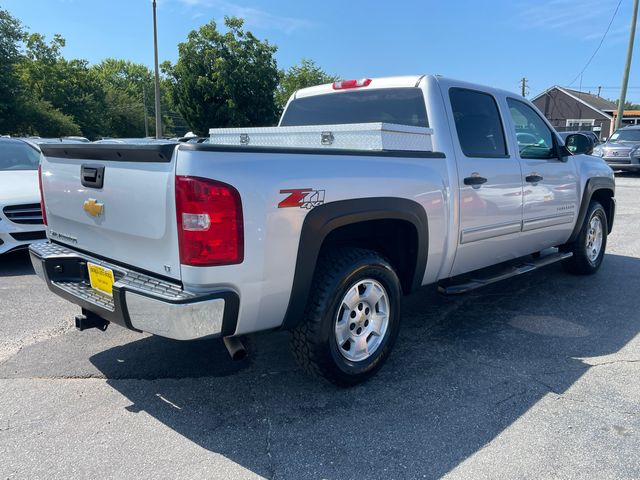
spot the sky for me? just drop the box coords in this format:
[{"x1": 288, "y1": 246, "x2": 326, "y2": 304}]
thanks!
[{"x1": 3, "y1": 0, "x2": 640, "y2": 103}]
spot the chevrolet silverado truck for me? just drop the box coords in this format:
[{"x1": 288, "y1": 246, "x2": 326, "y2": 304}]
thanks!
[{"x1": 30, "y1": 75, "x2": 615, "y2": 386}]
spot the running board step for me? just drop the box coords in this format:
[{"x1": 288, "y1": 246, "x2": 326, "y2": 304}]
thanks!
[{"x1": 438, "y1": 251, "x2": 573, "y2": 295}]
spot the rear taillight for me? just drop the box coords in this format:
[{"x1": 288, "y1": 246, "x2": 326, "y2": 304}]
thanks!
[
  {"x1": 332, "y1": 78, "x2": 372, "y2": 90},
  {"x1": 175, "y1": 176, "x2": 244, "y2": 266},
  {"x1": 38, "y1": 165, "x2": 47, "y2": 226}
]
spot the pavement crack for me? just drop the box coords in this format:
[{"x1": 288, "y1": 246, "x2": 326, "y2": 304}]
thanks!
[
  {"x1": 583, "y1": 359, "x2": 640, "y2": 367},
  {"x1": 0, "y1": 322, "x2": 73, "y2": 365},
  {"x1": 554, "y1": 395, "x2": 638, "y2": 417},
  {"x1": 0, "y1": 404, "x2": 97, "y2": 434},
  {"x1": 265, "y1": 414, "x2": 275, "y2": 480},
  {"x1": 494, "y1": 389, "x2": 528, "y2": 407},
  {"x1": 0, "y1": 347, "x2": 23, "y2": 368},
  {"x1": 529, "y1": 376, "x2": 558, "y2": 394},
  {"x1": 247, "y1": 375, "x2": 277, "y2": 480}
]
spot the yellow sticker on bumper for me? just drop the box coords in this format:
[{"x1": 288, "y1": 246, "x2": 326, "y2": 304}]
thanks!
[{"x1": 87, "y1": 262, "x2": 115, "y2": 297}]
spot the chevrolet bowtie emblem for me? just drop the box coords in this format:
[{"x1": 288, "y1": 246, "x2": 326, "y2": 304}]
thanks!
[{"x1": 83, "y1": 198, "x2": 104, "y2": 217}]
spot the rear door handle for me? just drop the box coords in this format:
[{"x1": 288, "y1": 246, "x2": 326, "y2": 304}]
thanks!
[
  {"x1": 525, "y1": 174, "x2": 543, "y2": 183},
  {"x1": 463, "y1": 174, "x2": 488, "y2": 187}
]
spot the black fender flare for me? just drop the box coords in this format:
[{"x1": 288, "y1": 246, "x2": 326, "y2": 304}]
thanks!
[
  {"x1": 567, "y1": 177, "x2": 615, "y2": 243},
  {"x1": 280, "y1": 197, "x2": 429, "y2": 330}
]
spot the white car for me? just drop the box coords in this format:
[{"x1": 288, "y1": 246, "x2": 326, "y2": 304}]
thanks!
[{"x1": 0, "y1": 138, "x2": 47, "y2": 254}]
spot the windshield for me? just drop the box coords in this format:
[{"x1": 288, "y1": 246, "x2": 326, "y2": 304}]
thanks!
[
  {"x1": 280, "y1": 88, "x2": 428, "y2": 127},
  {"x1": 609, "y1": 129, "x2": 640, "y2": 143},
  {"x1": 0, "y1": 141, "x2": 42, "y2": 171}
]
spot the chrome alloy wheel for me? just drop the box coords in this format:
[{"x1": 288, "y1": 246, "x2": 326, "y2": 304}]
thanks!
[
  {"x1": 586, "y1": 215, "x2": 604, "y2": 263},
  {"x1": 334, "y1": 279, "x2": 390, "y2": 362}
]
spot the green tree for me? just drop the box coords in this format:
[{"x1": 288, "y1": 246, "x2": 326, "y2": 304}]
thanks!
[
  {"x1": 15, "y1": 98, "x2": 81, "y2": 137},
  {"x1": 93, "y1": 59, "x2": 154, "y2": 137},
  {"x1": 92, "y1": 59, "x2": 186, "y2": 138},
  {"x1": 0, "y1": 8, "x2": 26, "y2": 132},
  {"x1": 163, "y1": 17, "x2": 279, "y2": 134},
  {"x1": 160, "y1": 75, "x2": 190, "y2": 137},
  {"x1": 16, "y1": 32, "x2": 108, "y2": 138},
  {"x1": 275, "y1": 59, "x2": 338, "y2": 113},
  {"x1": 0, "y1": 13, "x2": 83, "y2": 137},
  {"x1": 612, "y1": 98, "x2": 640, "y2": 110}
]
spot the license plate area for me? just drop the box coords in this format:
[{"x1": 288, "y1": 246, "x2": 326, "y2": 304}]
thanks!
[{"x1": 87, "y1": 262, "x2": 115, "y2": 297}]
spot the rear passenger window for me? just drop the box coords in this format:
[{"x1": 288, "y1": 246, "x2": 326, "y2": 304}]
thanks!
[{"x1": 449, "y1": 88, "x2": 508, "y2": 158}]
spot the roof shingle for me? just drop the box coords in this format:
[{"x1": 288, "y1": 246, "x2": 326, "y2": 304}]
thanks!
[{"x1": 562, "y1": 87, "x2": 617, "y2": 112}]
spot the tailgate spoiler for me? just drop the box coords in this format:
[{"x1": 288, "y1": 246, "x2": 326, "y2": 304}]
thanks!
[{"x1": 40, "y1": 143, "x2": 178, "y2": 163}]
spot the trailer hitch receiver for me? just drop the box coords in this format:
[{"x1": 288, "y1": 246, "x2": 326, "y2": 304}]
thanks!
[{"x1": 75, "y1": 310, "x2": 110, "y2": 332}]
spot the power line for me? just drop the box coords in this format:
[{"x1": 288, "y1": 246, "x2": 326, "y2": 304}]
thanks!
[
  {"x1": 567, "y1": 0, "x2": 624, "y2": 87},
  {"x1": 569, "y1": 85, "x2": 640, "y2": 89}
]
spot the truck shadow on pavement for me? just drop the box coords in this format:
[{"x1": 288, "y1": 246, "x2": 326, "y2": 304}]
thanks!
[
  {"x1": 0, "y1": 249, "x2": 34, "y2": 277},
  {"x1": 86, "y1": 253, "x2": 640, "y2": 479}
]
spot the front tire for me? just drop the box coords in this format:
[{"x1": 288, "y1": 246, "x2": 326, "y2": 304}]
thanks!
[
  {"x1": 562, "y1": 201, "x2": 608, "y2": 275},
  {"x1": 291, "y1": 248, "x2": 402, "y2": 387}
]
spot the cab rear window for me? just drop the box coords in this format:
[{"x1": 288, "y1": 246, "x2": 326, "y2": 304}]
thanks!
[{"x1": 280, "y1": 88, "x2": 428, "y2": 127}]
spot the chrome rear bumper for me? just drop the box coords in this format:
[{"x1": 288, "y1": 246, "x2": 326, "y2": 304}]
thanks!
[{"x1": 29, "y1": 242, "x2": 239, "y2": 340}]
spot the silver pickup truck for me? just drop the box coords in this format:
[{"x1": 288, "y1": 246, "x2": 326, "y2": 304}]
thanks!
[{"x1": 31, "y1": 75, "x2": 615, "y2": 386}]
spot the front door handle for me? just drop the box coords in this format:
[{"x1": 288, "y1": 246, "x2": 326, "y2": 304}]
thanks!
[
  {"x1": 464, "y1": 174, "x2": 488, "y2": 187},
  {"x1": 525, "y1": 174, "x2": 544, "y2": 184}
]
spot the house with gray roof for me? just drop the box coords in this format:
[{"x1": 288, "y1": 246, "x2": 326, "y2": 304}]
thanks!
[{"x1": 532, "y1": 86, "x2": 617, "y2": 139}]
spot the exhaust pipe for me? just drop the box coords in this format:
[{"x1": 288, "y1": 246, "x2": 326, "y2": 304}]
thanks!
[{"x1": 223, "y1": 336, "x2": 247, "y2": 361}]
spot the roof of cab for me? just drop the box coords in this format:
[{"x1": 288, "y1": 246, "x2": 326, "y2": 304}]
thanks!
[
  {"x1": 292, "y1": 74, "x2": 532, "y2": 104},
  {"x1": 293, "y1": 75, "x2": 427, "y2": 99}
]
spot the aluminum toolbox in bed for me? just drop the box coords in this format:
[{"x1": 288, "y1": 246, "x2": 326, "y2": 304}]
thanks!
[{"x1": 208, "y1": 122, "x2": 434, "y2": 152}]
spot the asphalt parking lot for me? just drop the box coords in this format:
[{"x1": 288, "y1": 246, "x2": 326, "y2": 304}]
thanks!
[{"x1": 1, "y1": 175, "x2": 639, "y2": 480}]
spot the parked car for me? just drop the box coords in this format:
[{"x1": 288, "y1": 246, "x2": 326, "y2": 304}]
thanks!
[
  {"x1": 592, "y1": 125, "x2": 640, "y2": 171},
  {"x1": 31, "y1": 75, "x2": 615, "y2": 386},
  {"x1": 93, "y1": 138, "x2": 175, "y2": 145},
  {"x1": 26, "y1": 137, "x2": 87, "y2": 145},
  {"x1": 63, "y1": 136, "x2": 91, "y2": 143},
  {"x1": 168, "y1": 136, "x2": 209, "y2": 144},
  {"x1": 564, "y1": 130, "x2": 600, "y2": 146},
  {"x1": 559, "y1": 131, "x2": 595, "y2": 155},
  {"x1": 0, "y1": 138, "x2": 47, "y2": 254}
]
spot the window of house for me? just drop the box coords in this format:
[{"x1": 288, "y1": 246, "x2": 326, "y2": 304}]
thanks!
[{"x1": 566, "y1": 119, "x2": 596, "y2": 128}]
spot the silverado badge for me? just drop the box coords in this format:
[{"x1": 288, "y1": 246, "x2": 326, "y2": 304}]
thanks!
[{"x1": 83, "y1": 198, "x2": 104, "y2": 217}]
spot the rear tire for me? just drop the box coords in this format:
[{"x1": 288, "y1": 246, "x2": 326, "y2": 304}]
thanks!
[
  {"x1": 290, "y1": 248, "x2": 402, "y2": 387},
  {"x1": 561, "y1": 201, "x2": 608, "y2": 275}
]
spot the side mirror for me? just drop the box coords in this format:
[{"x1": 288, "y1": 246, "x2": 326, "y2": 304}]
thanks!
[{"x1": 564, "y1": 133, "x2": 593, "y2": 155}]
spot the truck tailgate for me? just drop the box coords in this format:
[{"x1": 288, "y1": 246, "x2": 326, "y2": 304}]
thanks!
[{"x1": 39, "y1": 144, "x2": 182, "y2": 281}]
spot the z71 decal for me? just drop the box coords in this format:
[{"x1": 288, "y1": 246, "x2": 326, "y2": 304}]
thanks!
[{"x1": 279, "y1": 189, "x2": 325, "y2": 209}]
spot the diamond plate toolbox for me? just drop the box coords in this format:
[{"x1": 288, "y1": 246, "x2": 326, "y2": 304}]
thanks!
[{"x1": 209, "y1": 122, "x2": 434, "y2": 152}]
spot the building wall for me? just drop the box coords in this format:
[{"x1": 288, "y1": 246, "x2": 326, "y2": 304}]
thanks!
[{"x1": 533, "y1": 89, "x2": 611, "y2": 139}]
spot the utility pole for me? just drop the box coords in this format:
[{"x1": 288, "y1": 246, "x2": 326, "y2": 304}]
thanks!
[
  {"x1": 615, "y1": 0, "x2": 639, "y2": 130},
  {"x1": 520, "y1": 77, "x2": 528, "y2": 97},
  {"x1": 597, "y1": 85, "x2": 602, "y2": 97},
  {"x1": 142, "y1": 84, "x2": 149, "y2": 138},
  {"x1": 152, "y1": 0, "x2": 162, "y2": 139}
]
